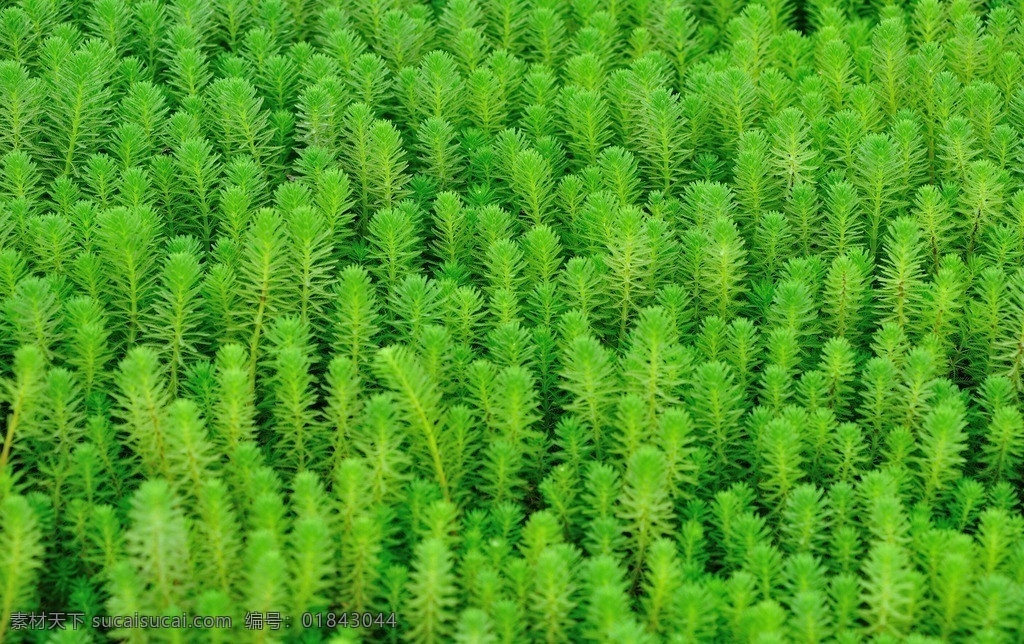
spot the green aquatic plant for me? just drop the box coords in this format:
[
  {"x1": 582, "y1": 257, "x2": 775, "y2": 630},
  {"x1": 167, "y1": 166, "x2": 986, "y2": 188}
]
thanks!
[{"x1": 2, "y1": 0, "x2": 1024, "y2": 642}]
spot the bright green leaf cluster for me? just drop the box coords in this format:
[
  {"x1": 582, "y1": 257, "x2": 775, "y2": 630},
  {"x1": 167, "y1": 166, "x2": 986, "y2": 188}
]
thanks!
[{"x1": 3, "y1": 0, "x2": 1024, "y2": 642}]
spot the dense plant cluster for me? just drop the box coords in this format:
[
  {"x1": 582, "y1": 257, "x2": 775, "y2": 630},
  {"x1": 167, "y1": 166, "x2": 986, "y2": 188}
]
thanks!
[{"x1": 3, "y1": 0, "x2": 1024, "y2": 641}]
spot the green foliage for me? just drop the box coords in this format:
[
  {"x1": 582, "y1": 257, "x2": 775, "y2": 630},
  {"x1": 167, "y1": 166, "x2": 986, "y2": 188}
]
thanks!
[
  {"x1": 3, "y1": 1, "x2": 1024, "y2": 641},
  {"x1": 0, "y1": 493, "x2": 45, "y2": 641}
]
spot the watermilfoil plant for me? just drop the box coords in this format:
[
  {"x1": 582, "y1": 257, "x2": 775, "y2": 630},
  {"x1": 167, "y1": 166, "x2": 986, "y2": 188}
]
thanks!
[{"x1": 2, "y1": 0, "x2": 1024, "y2": 642}]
